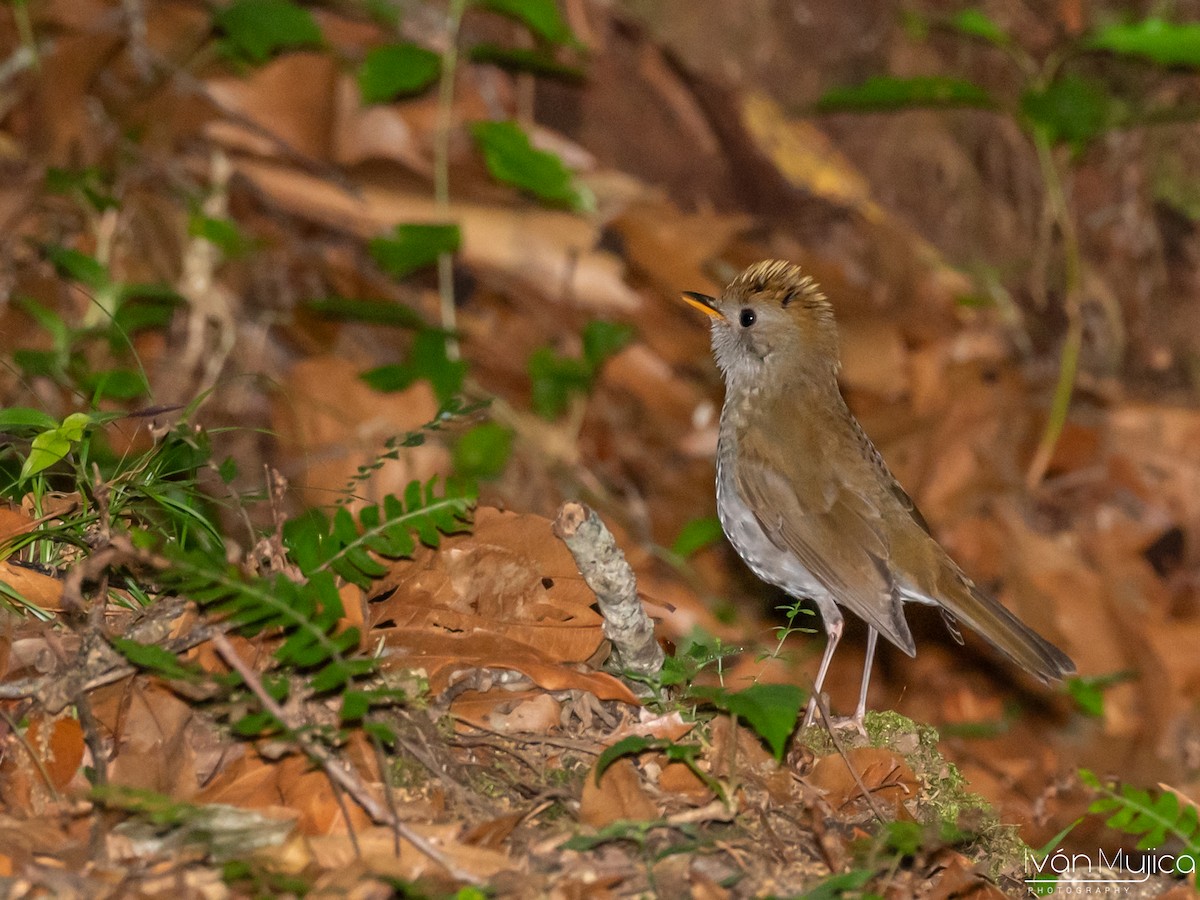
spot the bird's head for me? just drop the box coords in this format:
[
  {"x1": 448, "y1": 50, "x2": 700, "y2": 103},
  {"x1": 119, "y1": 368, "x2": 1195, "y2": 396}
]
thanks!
[{"x1": 683, "y1": 260, "x2": 839, "y2": 389}]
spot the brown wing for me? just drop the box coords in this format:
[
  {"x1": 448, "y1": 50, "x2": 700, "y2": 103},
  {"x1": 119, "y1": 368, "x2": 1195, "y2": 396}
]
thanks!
[{"x1": 734, "y1": 427, "x2": 916, "y2": 656}]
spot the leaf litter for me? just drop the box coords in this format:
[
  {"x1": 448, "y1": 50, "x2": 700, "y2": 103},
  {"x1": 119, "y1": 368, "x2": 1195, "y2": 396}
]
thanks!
[{"x1": 0, "y1": 0, "x2": 1198, "y2": 896}]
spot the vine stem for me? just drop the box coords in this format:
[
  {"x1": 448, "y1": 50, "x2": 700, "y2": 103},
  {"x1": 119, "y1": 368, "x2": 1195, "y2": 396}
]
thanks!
[
  {"x1": 434, "y1": 0, "x2": 469, "y2": 361},
  {"x1": 1025, "y1": 131, "x2": 1083, "y2": 490}
]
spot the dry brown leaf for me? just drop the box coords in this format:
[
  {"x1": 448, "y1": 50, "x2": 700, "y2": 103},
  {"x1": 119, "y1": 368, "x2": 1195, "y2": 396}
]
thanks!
[
  {"x1": 0, "y1": 712, "x2": 84, "y2": 814},
  {"x1": 0, "y1": 506, "x2": 37, "y2": 543},
  {"x1": 807, "y1": 747, "x2": 920, "y2": 818},
  {"x1": 33, "y1": 30, "x2": 124, "y2": 164},
  {"x1": 272, "y1": 355, "x2": 447, "y2": 507},
  {"x1": 338, "y1": 581, "x2": 367, "y2": 649},
  {"x1": 451, "y1": 689, "x2": 563, "y2": 734},
  {"x1": 924, "y1": 849, "x2": 1006, "y2": 900},
  {"x1": 611, "y1": 198, "x2": 750, "y2": 303},
  {"x1": 580, "y1": 758, "x2": 658, "y2": 827},
  {"x1": 332, "y1": 74, "x2": 493, "y2": 173},
  {"x1": 0, "y1": 561, "x2": 63, "y2": 613},
  {"x1": 106, "y1": 681, "x2": 198, "y2": 800},
  {"x1": 205, "y1": 53, "x2": 337, "y2": 161},
  {"x1": 0, "y1": 813, "x2": 84, "y2": 875},
  {"x1": 708, "y1": 714, "x2": 775, "y2": 781},
  {"x1": 231, "y1": 159, "x2": 640, "y2": 314},
  {"x1": 462, "y1": 812, "x2": 523, "y2": 849},
  {"x1": 1108, "y1": 403, "x2": 1200, "y2": 538},
  {"x1": 603, "y1": 710, "x2": 694, "y2": 745},
  {"x1": 486, "y1": 693, "x2": 562, "y2": 734},
  {"x1": 657, "y1": 762, "x2": 712, "y2": 800},
  {"x1": 372, "y1": 508, "x2": 606, "y2": 664},
  {"x1": 308, "y1": 824, "x2": 513, "y2": 882},
  {"x1": 198, "y1": 750, "x2": 371, "y2": 837},
  {"x1": 739, "y1": 91, "x2": 875, "y2": 216},
  {"x1": 381, "y1": 629, "x2": 638, "y2": 704}
]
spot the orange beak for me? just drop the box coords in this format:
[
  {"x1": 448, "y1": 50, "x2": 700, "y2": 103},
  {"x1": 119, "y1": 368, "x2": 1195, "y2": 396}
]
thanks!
[{"x1": 681, "y1": 291, "x2": 724, "y2": 320}]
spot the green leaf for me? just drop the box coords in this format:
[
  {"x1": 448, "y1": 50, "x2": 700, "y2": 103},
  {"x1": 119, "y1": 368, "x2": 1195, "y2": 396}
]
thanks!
[
  {"x1": 671, "y1": 516, "x2": 724, "y2": 558},
  {"x1": 800, "y1": 868, "x2": 875, "y2": 900},
  {"x1": 369, "y1": 223, "x2": 461, "y2": 278},
  {"x1": 188, "y1": 213, "x2": 254, "y2": 258},
  {"x1": 594, "y1": 735, "x2": 662, "y2": 783},
  {"x1": 282, "y1": 477, "x2": 475, "y2": 587},
  {"x1": 818, "y1": 75, "x2": 993, "y2": 112},
  {"x1": 111, "y1": 295, "x2": 182, "y2": 335},
  {"x1": 360, "y1": 329, "x2": 466, "y2": 403},
  {"x1": 470, "y1": 120, "x2": 589, "y2": 210},
  {"x1": 340, "y1": 690, "x2": 371, "y2": 722},
  {"x1": 689, "y1": 682, "x2": 805, "y2": 760},
  {"x1": 1020, "y1": 74, "x2": 1113, "y2": 149},
  {"x1": 1088, "y1": 18, "x2": 1200, "y2": 68},
  {"x1": 358, "y1": 42, "x2": 441, "y2": 103},
  {"x1": 12, "y1": 350, "x2": 62, "y2": 380},
  {"x1": 948, "y1": 9, "x2": 1009, "y2": 46},
  {"x1": 43, "y1": 245, "x2": 109, "y2": 292},
  {"x1": 82, "y1": 369, "x2": 150, "y2": 402},
  {"x1": 17, "y1": 297, "x2": 70, "y2": 346},
  {"x1": 112, "y1": 637, "x2": 200, "y2": 681},
  {"x1": 1066, "y1": 671, "x2": 1136, "y2": 717},
  {"x1": 363, "y1": 720, "x2": 397, "y2": 746},
  {"x1": 56, "y1": 412, "x2": 89, "y2": 441},
  {"x1": 477, "y1": 0, "x2": 576, "y2": 45},
  {"x1": 453, "y1": 422, "x2": 513, "y2": 480},
  {"x1": 581, "y1": 320, "x2": 634, "y2": 368},
  {"x1": 884, "y1": 819, "x2": 925, "y2": 856},
  {"x1": 21, "y1": 429, "x2": 74, "y2": 480},
  {"x1": 0, "y1": 407, "x2": 59, "y2": 431},
  {"x1": 45, "y1": 166, "x2": 118, "y2": 211},
  {"x1": 1032, "y1": 817, "x2": 1083, "y2": 861},
  {"x1": 218, "y1": 456, "x2": 239, "y2": 484},
  {"x1": 304, "y1": 297, "x2": 425, "y2": 329},
  {"x1": 468, "y1": 44, "x2": 584, "y2": 80},
  {"x1": 215, "y1": 0, "x2": 322, "y2": 64},
  {"x1": 527, "y1": 346, "x2": 592, "y2": 419}
]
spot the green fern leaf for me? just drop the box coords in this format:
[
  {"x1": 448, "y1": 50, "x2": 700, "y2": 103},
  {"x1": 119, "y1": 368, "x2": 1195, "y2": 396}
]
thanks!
[
  {"x1": 283, "y1": 477, "x2": 474, "y2": 590},
  {"x1": 1082, "y1": 769, "x2": 1200, "y2": 859}
]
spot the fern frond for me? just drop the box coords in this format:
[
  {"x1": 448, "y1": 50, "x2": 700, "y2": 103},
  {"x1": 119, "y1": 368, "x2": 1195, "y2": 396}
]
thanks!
[
  {"x1": 152, "y1": 478, "x2": 472, "y2": 694},
  {"x1": 157, "y1": 553, "x2": 364, "y2": 694},
  {"x1": 1081, "y1": 769, "x2": 1200, "y2": 855},
  {"x1": 337, "y1": 398, "x2": 489, "y2": 503},
  {"x1": 289, "y1": 476, "x2": 475, "y2": 590}
]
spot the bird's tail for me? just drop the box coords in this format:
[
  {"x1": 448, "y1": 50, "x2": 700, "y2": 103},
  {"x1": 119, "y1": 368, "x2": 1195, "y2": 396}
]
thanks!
[{"x1": 938, "y1": 572, "x2": 1075, "y2": 684}]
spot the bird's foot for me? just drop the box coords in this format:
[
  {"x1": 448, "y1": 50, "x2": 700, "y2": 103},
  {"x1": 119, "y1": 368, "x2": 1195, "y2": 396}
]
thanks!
[
  {"x1": 825, "y1": 715, "x2": 868, "y2": 738},
  {"x1": 802, "y1": 699, "x2": 868, "y2": 738}
]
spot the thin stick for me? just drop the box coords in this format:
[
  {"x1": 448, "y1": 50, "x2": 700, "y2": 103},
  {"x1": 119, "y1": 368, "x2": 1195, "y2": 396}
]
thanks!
[
  {"x1": 210, "y1": 633, "x2": 482, "y2": 884},
  {"x1": 810, "y1": 691, "x2": 888, "y2": 824}
]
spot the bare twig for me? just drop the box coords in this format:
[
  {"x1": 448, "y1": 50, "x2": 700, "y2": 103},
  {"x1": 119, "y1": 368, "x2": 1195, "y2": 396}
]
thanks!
[
  {"x1": 552, "y1": 502, "x2": 664, "y2": 680},
  {"x1": 811, "y1": 692, "x2": 887, "y2": 824},
  {"x1": 210, "y1": 633, "x2": 483, "y2": 885}
]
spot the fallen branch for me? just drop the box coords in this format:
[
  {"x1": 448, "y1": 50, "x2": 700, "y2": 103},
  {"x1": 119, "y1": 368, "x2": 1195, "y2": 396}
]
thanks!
[{"x1": 553, "y1": 502, "x2": 664, "y2": 680}]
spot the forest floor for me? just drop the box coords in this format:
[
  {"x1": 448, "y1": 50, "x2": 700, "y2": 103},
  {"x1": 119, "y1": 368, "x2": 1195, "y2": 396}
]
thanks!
[{"x1": 1, "y1": 0, "x2": 1200, "y2": 896}]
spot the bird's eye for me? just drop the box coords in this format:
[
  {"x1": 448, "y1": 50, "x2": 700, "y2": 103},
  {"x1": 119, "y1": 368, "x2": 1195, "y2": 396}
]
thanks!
[{"x1": 739, "y1": 308, "x2": 756, "y2": 328}]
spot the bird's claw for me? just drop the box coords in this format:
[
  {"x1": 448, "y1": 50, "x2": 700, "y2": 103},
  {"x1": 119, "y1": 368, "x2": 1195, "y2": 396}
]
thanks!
[{"x1": 827, "y1": 715, "x2": 868, "y2": 738}]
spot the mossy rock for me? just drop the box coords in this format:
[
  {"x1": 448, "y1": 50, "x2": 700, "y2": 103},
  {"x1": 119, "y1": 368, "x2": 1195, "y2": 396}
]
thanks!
[{"x1": 800, "y1": 710, "x2": 1029, "y2": 878}]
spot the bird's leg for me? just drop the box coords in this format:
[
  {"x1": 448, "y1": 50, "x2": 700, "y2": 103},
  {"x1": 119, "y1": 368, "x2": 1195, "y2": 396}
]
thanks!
[
  {"x1": 852, "y1": 626, "x2": 879, "y2": 727},
  {"x1": 802, "y1": 616, "x2": 843, "y2": 728}
]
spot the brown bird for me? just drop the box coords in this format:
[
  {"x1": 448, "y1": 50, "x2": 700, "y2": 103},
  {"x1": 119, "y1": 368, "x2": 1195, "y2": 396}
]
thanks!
[{"x1": 683, "y1": 260, "x2": 1075, "y2": 726}]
